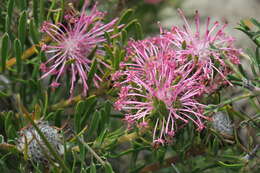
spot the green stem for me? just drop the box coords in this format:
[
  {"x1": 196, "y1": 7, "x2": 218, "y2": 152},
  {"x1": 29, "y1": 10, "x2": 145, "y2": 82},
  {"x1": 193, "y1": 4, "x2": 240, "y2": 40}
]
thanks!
[
  {"x1": 77, "y1": 136, "x2": 106, "y2": 166},
  {"x1": 206, "y1": 92, "x2": 259, "y2": 114},
  {"x1": 224, "y1": 59, "x2": 244, "y2": 79}
]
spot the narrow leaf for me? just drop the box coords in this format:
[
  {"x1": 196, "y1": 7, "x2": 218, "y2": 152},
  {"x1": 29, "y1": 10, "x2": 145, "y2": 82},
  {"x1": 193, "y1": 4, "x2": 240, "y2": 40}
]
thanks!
[
  {"x1": 18, "y1": 11, "x2": 27, "y2": 48},
  {"x1": 39, "y1": 0, "x2": 45, "y2": 24},
  {"x1": 134, "y1": 22, "x2": 143, "y2": 40},
  {"x1": 87, "y1": 58, "x2": 97, "y2": 87},
  {"x1": 118, "y1": 9, "x2": 134, "y2": 25},
  {"x1": 90, "y1": 163, "x2": 97, "y2": 173},
  {"x1": 14, "y1": 39, "x2": 22, "y2": 73},
  {"x1": 5, "y1": 15, "x2": 10, "y2": 34},
  {"x1": 29, "y1": 20, "x2": 40, "y2": 44},
  {"x1": 1, "y1": 33, "x2": 9, "y2": 72},
  {"x1": 7, "y1": 0, "x2": 15, "y2": 19},
  {"x1": 32, "y1": 0, "x2": 39, "y2": 25},
  {"x1": 80, "y1": 95, "x2": 97, "y2": 126},
  {"x1": 19, "y1": 0, "x2": 27, "y2": 11},
  {"x1": 74, "y1": 101, "x2": 85, "y2": 133},
  {"x1": 87, "y1": 111, "x2": 100, "y2": 137},
  {"x1": 124, "y1": 19, "x2": 138, "y2": 32}
]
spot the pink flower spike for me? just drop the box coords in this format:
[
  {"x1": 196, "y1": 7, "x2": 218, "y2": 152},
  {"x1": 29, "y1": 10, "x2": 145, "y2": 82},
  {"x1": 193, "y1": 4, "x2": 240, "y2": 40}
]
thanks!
[{"x1": 40, "y1": 0, "x2": 117, "y2": 97}]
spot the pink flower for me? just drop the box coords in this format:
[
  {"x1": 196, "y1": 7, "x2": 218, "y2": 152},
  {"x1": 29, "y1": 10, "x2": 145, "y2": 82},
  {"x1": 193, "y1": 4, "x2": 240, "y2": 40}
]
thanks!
[
  {"x1": 164, "y1": 9, "x2": 241, "y2": 93},
  {"x1": 40, "y1": 1, "x2": 117, "y2": 96},
  {"x1": 114, "y1": 37, "x2": 209, "y2": 145}
]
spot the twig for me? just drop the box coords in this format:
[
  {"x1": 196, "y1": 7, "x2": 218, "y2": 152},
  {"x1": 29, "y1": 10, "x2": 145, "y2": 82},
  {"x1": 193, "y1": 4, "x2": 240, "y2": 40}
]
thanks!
[
  {"x1": 50, "y1": 95, "x2": 83, "y2": 110},
  {"x1": 171, "y1": 163, "x2": 181, "y2": 173},
  {"x1": 77, "y1": 136, "x2": 106, "y2": 166}
]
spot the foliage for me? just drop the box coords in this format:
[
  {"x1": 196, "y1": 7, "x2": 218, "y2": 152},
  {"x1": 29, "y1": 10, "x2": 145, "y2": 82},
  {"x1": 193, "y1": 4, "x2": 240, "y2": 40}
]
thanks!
[{"x1": 0, "y1": 0, "x2": 260, "y2": 173}]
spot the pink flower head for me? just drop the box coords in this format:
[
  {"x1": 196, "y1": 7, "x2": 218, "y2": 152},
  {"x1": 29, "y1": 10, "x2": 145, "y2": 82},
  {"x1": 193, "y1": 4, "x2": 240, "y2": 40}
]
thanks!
[
  {"x1": 40, "y1": 1, "x2": 117, "y2": 96},
  {"x1": 114, "y1": 37, "x2": 209, "y2": 145},
  {"x1": 164, "y1": 9, "x2": 241, "y2": 93}
]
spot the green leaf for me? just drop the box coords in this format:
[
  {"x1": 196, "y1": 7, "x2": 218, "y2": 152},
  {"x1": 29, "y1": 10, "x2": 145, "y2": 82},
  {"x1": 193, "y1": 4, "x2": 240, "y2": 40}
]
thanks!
[
  {"x1": 74, "y1": 101, "x2": 85, "y2": 133},
  {"x1": 124, "y1": 19, "x2": 138, "y2": 32},
  {"x1": 104, "y1": 162, "x2": 115, "y2": 173},
  {"x1": 250, "y1": 18, "x2": 260, "y2": 29},
  {"x1": 14, "y1": 39, "x2": 22, "y2": 73},
  {"x1": 238, "y1": 64, "x2": 247, "y2": 78},
  {"x1": 43, "y1": 92, "x2": 48, "y2": 117},
  {"x1": 32, "y1": 63, "x2": 40, "y2": 79},
  {"x1": 154, "y1": 147, "x2": 166, "y2": 163},
  {"x1": 251, "y1": 63, "x2": 257, "y2": 76},
  {"x1": 1, "y1": 33, "x2": 9, "y2": 72},
  {"x1": 5, "y1": 0, "x2": 14, "y2": 34},
  {"x1": 6, "y1": 126, "x2": 16, "y2": 139},
  {"x1": 95, "y1": 129, "x2": 108, "y2": 147},
  {"x1": 32, "y1": 0, "x2": 39, "y2": 26},
  {"x1": 118, "y1": 9, "x2": 134, "y2": 25},
  {"x1": 0, "y1": 135, "x2": 4, "y2": 143},
  {"x1": 87, "y1": 111, "x2": 101, "y2": 137},
  {"x1": 114, "y1": 46, "x2": 121, "y2": 70},
  {"x1": 87, "y1": 46, "x2": 98, "y2": 60},
  {"x1": 134, "y1": 22, "x2": 143, "y2": 40},
  {"x1": 4, "y1": 112, "x2": 14, "y2": 138},
  {"x1": 104, "y1": 101, "x2": 112, "y2": 117},
  {"x1": 121, "y1": 29, "x2": 128, "y2": 45},
  {"x1": 7, "y1": 0, "x2": 15, "y2": 19},
  {"x1": 218, "y1": 161, "x2": 244, "y2": 168},
  {"x1": 227, "y1": 75, "x2": 241, "y2": 82},
  {"x1": 212, "y1": 138, "x2": 220, "y2": 154},
  {"x1": 29, "y1": 20, "x2": 40, "y2": 44},
  {"x1": 18, "y1": 11, "x2": 27, "y2": 48},
  {"x1": 256, "y1": 48, "x2": 260, "y2": 72},
  {"x1": 4, "y1": 15, "x2": 10, "y2": 34},
  {"x1": 39, "y1": 50, "x2": 47, "y2": 62},
  {"x1": 104, "y1": 44, "x2": 114, "y2": 65},
  {"x1": 90, "y1": 162, "x2": 97, "y2": 173},
  {"x1": 80, "y1": 95, "x2": 97, "y2": 126},
  {"x1": 47, "y1": 0, "x2": 57, "y2": 20},
  {"x1": 98, "y1": 110, "x2": 107, "y2": 135},
  {"x1": 19, "y1": 0, "x2": 27, "y2": 11},
  {"x1": 60, "y1": 0, "x2": 65, "y2": 23},
  {"x1": 39, "y1": 0, "x2": 45, "y2": 25},
  {"x1": 104, "y1": 32, "x2": 111, "y2": 45},
  {"x1": 87, "y1": 58, "x2": 97, "y2": 87},
  {"x1": 0, "y1": 91, "x2": 9, "y2": 97}
]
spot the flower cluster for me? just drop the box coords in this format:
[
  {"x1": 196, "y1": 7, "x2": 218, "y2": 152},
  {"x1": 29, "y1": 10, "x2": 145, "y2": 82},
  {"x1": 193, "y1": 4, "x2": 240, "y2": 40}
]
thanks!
[
  {"x1": 17, "y1": 121, "x2": 64, "y2": 164},
  {"x1": 113, "y1": 10, "x2": 241, "y2": 145},
  {"x1": 40, "y1": 1, "x2": 117, "y2": 96},
  {"x1": 164, "y1": 9, "x2": 241, "y2": 93}
]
